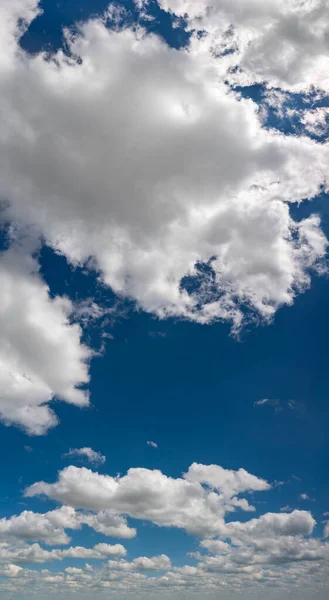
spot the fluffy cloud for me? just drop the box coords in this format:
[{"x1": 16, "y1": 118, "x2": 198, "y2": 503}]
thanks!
[
  {"x1": 155, "y1": 0, "x2": 329, "y2": 92},
  {"x1": 0, "y1": 506, "x2": 79, "y2": 546},
  {"x1": 1, "y1": 461, "x2": 328, "y2": 596},
  {"x1": 0, "y1": 542, "x2": 126, "y2": 565},
  {"x1": 223, "y1": 510, "x2": 316, "y2": 541},
  {"x1": 80, "y1": 510, "x2": 136, "y2": 539},
  {"x1": 108, "y1": 554, "x2": 171, "y2": 571},
  {"x1": 0, "y1": 247, "x2": 91, "y2": 435},
  {"x1": 63, "y1": 447, "x2": 106, "y2": 465},
  {"x1": 0, "y1": 1, "x2": 327, "y2": 337},
  {"x1": 25, "y1": 462, "x2": 269, "y2": 538},
  {"x1": 0, "y1": 505, "x2": 135, "y2": 546},
  {"x1": 301, "y1": 107, "x2": 329, "y2": 137}
]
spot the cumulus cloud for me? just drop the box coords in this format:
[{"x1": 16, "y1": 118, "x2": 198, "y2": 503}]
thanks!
[
  {"x1": 108, "y1": 554, "x2": 171, "y2": 571},
  {"x1": 301, "y1": 107, "x2": 329, "y2": 137},
  {"x1": 222, "y1": 510, "x2": 316, "y2": 541},
  {"x1": 0, "y1": 457, "x2": 328, "y2": 596},
  {"x1": 0, "y1": 506, "x2": 79, "y2": 546},
  {"x1": 0, "y1": 246, "x2": 91, "y2": 435},
  {"x1": 2, "y1": 533, "x2": 328, "y2": 595},
  {"x1": 25, "y1": 462, "x2": 269, "y2": 538},
  {"x1": 63, "y1": 447, "x2": 106, "y2": 465},
  {"x1": 0, "y1": 0, "x2": 327, "y2": 339},
  {"x1": 0, "y1": 505, "x2": 135, "y2": 546},
  {"x1": 0, "y1": 542, "x2": 126, "y2": 565},
  {"x1": 80, "y1": 510, "x2": 136, "y2": 539},
  {"x1": 155, "y1": 0, "x2": 329, "y2": 92}
]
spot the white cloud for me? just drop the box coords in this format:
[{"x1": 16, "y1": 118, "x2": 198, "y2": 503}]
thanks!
[
  {"x1": 324, "y1": 521, "x2": 329, "y2": 539},
  {"x1": 0, "y1": 542, "x2": 126, "y2": 565},
  {"x1": 2, "y1": 533, "x2": 328, "y2": 595},
  {"x1": 80, "y1": 510, "x2": 136, "y2": 539},
  {"x1": 254, "y1": 398, "x2": 281, "y2": 409},
  {"x1": 147, "y1": 440, "x2": 158, "y2": 448},
  {"x1": 0, "y1": 247, "x2": 91, "y2": 435},
  {"x1": 300, "y1": 493, "x2": 314, "y2": 501},
  {"x1": 301, "y1": 107, "x2": 329, "y2": 137},
  {"x1": 0, "y1": 464, "x2": 328, "y2": 596},
  {"x1": 155, "y1": 0, "x2": 329, "y2": 92},
  {"x1": 222, "y1": 510, "x2": 316, "y2": 541},
  {"x1": 63, "y1": 447, "x2": 106, "y2": 465},
  {"x1": 108, "y1": 554, "x2": 171, "y2": 571},
  {"x1": 25, "y1": 462, "x2": 269, "y2": 538},
  {"x1": 0, "y1": 2, "x2": 327, "y2": 336},
  {"x1": 0, "y1": 506, "x2": 79, "y2": 546},
  {"x1": 0, "y1": 505, "x2": 135, "y2": 546},
  {"x1": 254, "y1": 398, "x2": 304, "y2": 412}
]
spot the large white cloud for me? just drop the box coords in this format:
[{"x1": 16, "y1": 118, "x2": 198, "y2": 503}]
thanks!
[
  {"x1": 0, "y1": 506, "x2": 79, "y2": 546},
  {"x1": 0, "y1": 246, "x2": 91, "y2": 434},
  {"x1": 25, "y1": 462, "x2": 269, "y2": 538},
  {"x1": 0, "y1": 1, "x2": 328, "y2": 334}
]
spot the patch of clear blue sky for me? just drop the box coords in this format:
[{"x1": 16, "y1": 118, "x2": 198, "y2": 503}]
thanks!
[
  {"x1": 236, "y1": 83, "x2": 329, "y2": 139},
  {"x1": 1, "y1": 0, "x2": 328, "y2": 567}
]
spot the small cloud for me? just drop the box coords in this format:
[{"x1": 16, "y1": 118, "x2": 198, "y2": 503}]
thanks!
[
  {"x1": 323, "y1": 520, "x2": 329, "y2": 539},
  {"x1": 148, "y1": 331, "x2": 166, "y2": 338},
  {"x1": 24, "y1": 446, "x2": 33, "y2": 453},
  {"x1": 272, "y1": 480, "x2": 285, "y2": 489},
  {"x1": 299, "y1": 493, "x2": 315, "y2": 502},
  {"x1": 280, "y1": 505, "x2": 292, "y2": 512},
  {"x1": 254, "y1": 398, "x2": 281, "y2": 411},
  {"x1": 254, "y1": 399, "x2": 303, "y2": 413},
  {"x1": 288, "y1": 399, "x2": 304, "y2": 411},
  {"x1": 102, "y1": 332, "x2": 114, "y2": 340},
  {"x1": 292, "y1": 474, "x2": 301, "y2": 481},
  {"x1": 323, "y1": 512, "x2": 329, "y2": 517},
  {"x1": 63, "y1": 447, "x2": 106, "y2": 465},
  {"x1": 72, "y1": 299, "x2": 105, "y2": 326},
  {"x1": 147, "y1": 441, "x2": 158, "y2": 448}
]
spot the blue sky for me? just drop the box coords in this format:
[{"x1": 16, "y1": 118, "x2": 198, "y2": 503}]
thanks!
[{"x1": 0, "y1": 1, "x2": 329, "y2": 598}]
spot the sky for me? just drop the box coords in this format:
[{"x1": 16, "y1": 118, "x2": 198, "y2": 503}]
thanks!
[{"x1": 0, "y1": 0, "x2": 329, "y2": 598}]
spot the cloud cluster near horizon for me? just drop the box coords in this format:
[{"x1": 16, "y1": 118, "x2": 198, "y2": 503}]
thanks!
[{"x1": 0, "y1": 460, "x2": 327, "y2": 596}]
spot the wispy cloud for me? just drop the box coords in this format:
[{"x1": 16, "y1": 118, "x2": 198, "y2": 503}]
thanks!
[
  {"x1": 62, "y1": 447, "x2": 106, "y2": 465},
  {"x1": 254, "y1": 398, "x2": 281, "y2": 411},
  {"x1": 254, "y1": 399, "x2": 303, "y2": 412},
  {"x1": 147, "y1": 441, "x2": 158, "y2": 448}
]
